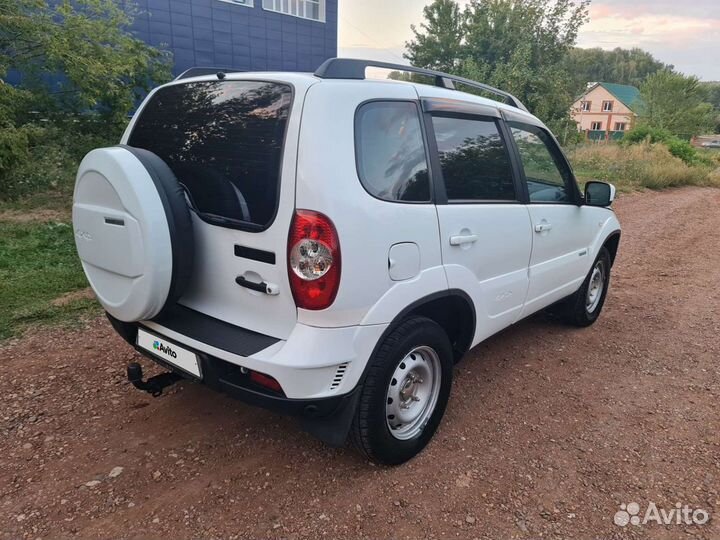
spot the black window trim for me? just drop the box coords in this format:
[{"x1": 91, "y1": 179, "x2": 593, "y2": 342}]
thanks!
[
  {"x1": 126, "y1": 78, "x2": 296, "y2": 233},
  {"x1": 424, "y1": 108, "x2": 524, "y2": 205},
  {"x1": 502, "y1": 111, "x2": 582, "y2": 206},
  {"x1": 353, "y1": 98, "x2": 436, "y2": 205}
]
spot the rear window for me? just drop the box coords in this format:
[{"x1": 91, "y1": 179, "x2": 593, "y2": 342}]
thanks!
[{"x1": 128, "y1": 80, "x2": 293, "y2": 229}]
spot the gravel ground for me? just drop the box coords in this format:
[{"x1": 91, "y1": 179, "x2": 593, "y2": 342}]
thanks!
[{"x1": 1, "y1": 187, "x2": 719, "y2": 539}]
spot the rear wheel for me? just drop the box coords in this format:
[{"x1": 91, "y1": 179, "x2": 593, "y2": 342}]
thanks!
[
  {"x1": 557, "y1": 247, "x2": 612, "y2": 327},
  {"x1": 351, "y1": 317, "x2": 453, "y2": 465}
]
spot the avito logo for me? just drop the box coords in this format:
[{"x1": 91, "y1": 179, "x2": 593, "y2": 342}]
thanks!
[{"x1": 152, "y1": 340, "x2": 178, "y2": 359}]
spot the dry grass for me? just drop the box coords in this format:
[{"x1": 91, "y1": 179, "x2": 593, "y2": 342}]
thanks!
[{"x1": 568, "y1": 142, "x2": 720, "y2": 192}]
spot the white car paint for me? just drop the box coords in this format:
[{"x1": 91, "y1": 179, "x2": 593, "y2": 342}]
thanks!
[{"x1": 92, "y1": 69, "x2": 621, "y2": 401}]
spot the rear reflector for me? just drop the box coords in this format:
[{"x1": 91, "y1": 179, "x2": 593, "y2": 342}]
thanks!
[{"x1": 249, "y1": 371, "x2": 283, "y2": 394}]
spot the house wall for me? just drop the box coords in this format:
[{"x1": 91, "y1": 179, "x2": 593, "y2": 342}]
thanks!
[
  {"x1": 131, "y1": 0, "x2": 338, "y2": 76},
  {"x1": 571, "y1": 85, "x2": 636, "y2": 134}
]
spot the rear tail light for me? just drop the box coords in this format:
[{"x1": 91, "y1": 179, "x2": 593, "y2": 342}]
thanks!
[{"x1": 288, "y1": 210, "x2": 341, "y2": 310}]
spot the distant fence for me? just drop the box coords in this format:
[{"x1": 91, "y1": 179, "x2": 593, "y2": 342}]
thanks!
[{"x1": 586, "y1": 130, "x2": 626, "y2": 142}]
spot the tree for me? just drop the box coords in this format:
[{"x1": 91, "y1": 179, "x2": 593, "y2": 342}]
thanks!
[
  {"x1": 0, "y1": 0, "x2": 172, "y2": 128},
  {"x1": 563, "y1": 47, "x2": 671, "y2": 91},
  {"x1": 639, "y1": 70, "x2": 714, "y2": 138},
  {"x1": 404, "y1": 0, "x2": 590, "y2": 135},
  {"x1": 405, "y1": 0, "x2": 465, "y2": 73}
]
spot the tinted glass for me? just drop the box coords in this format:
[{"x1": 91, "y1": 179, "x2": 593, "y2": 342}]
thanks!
[
  {"x1": 355, "y1": 102, "x2": 430, "y2": 202},
  {"x1": 128, "y1": 81, "x2": 292, "y2": 228},
  {"x1": 509, "y1": 123, "x2": 573, "y2": 203},
  {"x1": 431, "y1": 116, "x2": 515, "y2": 201}
]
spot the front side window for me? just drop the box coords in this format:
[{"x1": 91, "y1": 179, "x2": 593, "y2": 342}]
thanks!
[
  {"x1": 128, "y1": 81, "x2": 293, "y2": 229},
  {"x1": 263, "y1": 0, "x2": 324, "y2": 21},
  {"x1": 602, "y1": 100, "x2": 614, "y2": 112},
  {"x1": 591, "y1": 121, "x2": 603, "y2": 130},
  {"x1": 431, "y1": 115, "x2": 515, "y2": 201},
  {"x1": 581, "y1": 101, "x2": 591, "y2": 112},
  {"x1": 615, "y1": 122, "x2": 627, "y2": 131},
  {"x1": 355, "y1": 101, "x2": 430, "y2": 202},
  {"x1": 509, "y1": 122, "x2": 575, "y2": 204}
]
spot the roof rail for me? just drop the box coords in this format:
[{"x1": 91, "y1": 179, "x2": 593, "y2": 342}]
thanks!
[
  {"x1": 174, "y1": 67, "x2": 240, "y2": 81},
  {"x1": 314, "y1": 58, "x2": 528, "y2": 112}
]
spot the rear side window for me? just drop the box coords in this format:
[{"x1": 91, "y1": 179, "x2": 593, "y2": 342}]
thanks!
[
  {"x1": 431, "y1": 115, "x2": 516, "y2": 201},
  {"x1": 128, "y1": 80, "x2": 293, "y2": 229},
  {"x1": 355, "y1": 101, "x2": 430, "y2": 202}
]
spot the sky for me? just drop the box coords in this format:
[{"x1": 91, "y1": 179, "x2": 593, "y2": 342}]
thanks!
[{"x1": 338, "y1": 0, "x2": 720, "y2": 81}]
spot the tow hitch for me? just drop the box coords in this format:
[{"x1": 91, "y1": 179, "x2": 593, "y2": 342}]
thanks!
[{"x1": 126, "y1": 362, "x2": 183, "y2": 397}]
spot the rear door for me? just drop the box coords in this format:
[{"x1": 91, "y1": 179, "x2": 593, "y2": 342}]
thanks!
[
  {"x1": 125, "y1": 77, "x2": 313, "y2": 340},
  {"x1": 504, "y1": 115, "x2": 596, "y2": 316},
  {"x1": 427, "y1": 101, "x2": 533, "y2": 344}
]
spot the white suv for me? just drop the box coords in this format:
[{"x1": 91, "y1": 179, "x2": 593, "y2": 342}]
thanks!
[{"x1": 73, "y1": 59, "x2": 621, "y2": 465}]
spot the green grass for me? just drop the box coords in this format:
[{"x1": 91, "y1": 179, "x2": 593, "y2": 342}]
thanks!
[
  {"x1": 0, "y1": 219, "x2": 99, "y2": 340},
  {"x1": 568, "y1": 142, "x2": 720, "y2": 192}
]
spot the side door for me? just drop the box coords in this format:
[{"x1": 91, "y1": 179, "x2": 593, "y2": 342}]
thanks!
[
  {"x1": 504, "y1": 114, "x2": 596, "y2": 316},
  {"x1": 426, "y1": 101, "x2": 533, "y2": 345}
]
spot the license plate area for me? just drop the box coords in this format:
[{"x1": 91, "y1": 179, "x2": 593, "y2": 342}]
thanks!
[{"x1": 137, "y1": 328, "x2": 202, "y2": 379}]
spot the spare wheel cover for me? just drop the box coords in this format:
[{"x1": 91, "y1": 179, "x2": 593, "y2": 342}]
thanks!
[{"x1": 72, "y1": 146, "x2": 194, "y2": 322}]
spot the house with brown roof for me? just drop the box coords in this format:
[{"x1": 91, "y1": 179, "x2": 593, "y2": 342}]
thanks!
[{"x1": 571, "y1": 82, "x2": 642, "y2": 141}]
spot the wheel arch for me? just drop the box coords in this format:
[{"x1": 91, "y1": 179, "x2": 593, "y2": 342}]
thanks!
[
  {"x1": 603, "y1": 231, "x2": 621, "y2": 266},
  {"x1": 366, "y1": 290, "x2": 476, "y2": 370}
]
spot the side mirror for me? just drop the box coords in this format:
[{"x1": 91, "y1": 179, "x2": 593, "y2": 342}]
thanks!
[{"x1": 584, "y1": 181, "x2": 616, "y2": 207}]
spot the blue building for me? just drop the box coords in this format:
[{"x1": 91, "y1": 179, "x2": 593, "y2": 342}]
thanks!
[{"x1": 131, "y1": 0, "x2": 338, "y2": 76}]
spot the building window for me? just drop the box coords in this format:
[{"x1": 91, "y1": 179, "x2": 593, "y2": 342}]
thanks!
[
  {"x1": 602, "y1": 101, "x2": 614, "y2": 112},
  {"x1": 219, "y1": 0, "x2": 254, "y2": 6},
  {"x1": 263, "y1": 0, "x2": 325, "y2": 22},
  {"x1": 591, "y1": 121, "x2": 603, "y2": 131},
  {"x1": 581, "y1": 101, "x2": 591, "y2": 112},
  {"x1": 615, "y1": 122, "x2": 627, "y2": 131}
]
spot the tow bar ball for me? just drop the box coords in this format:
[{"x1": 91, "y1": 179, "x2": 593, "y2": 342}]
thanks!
[{"x1": 126, "y1": 362, "x2": 182, "y2": 397}]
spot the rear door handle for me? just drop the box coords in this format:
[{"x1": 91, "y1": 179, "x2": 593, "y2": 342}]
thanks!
[
  {"x1": 534, "y1": 223, "x2": 553, "y2": 233},
  {"x1": 450, "y1": 234, "x2": 479, "y2": 246},
  {"x1": 236, "y1": 276, "x2": 280, "y2": 295}
]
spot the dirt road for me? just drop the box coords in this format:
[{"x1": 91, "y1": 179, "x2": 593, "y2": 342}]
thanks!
[{"x1": 2, "y1": 187, "x2": 720, "y2": 539}]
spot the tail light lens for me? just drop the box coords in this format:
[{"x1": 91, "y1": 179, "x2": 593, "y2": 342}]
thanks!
[{"x1": 288, "y1": 210, "x2": 341, "y2": 310}]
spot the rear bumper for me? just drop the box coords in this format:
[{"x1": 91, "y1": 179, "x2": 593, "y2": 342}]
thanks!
[
  {"x1": 107, "y1": 309, "x2": 384, "y2": 443},
  {"x1": 127, "y1": 305, "x2": 386, "y2": 399}
]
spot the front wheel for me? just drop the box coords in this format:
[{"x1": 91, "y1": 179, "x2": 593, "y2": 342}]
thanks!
[
  {"x1": 350, "y1": 317, "x2": 453, "y2": 465},
  {"x1": 560, "y1": 246, "x2": 612, "y2": 327}
]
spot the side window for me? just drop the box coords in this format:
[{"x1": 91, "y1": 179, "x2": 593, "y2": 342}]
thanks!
[
  {"x1": 355, "y1": 101, "x2": 430, "y2": 202},
  {"x1": 431, "y1": 115, "x2": 516, "y2": 201},
  {"x1": 508, "y1": 122, "x2": 575, "y2": 204}
]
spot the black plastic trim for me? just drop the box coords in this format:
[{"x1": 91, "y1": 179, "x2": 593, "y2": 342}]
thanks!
[
  {"x1": 234, "y1": 245, "x2": 276, "y2": 265},
  {"x1": 119, "y1": 145, "x2": 195, "y2": 314},
  {"x1": 150, "y1": 303, "x2": 280, "y2": 357},
  {"x1": 356, "y1": 289, "x2": 477, "y2": 386}
]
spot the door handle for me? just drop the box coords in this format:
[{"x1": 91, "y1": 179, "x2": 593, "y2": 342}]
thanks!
[
  {"x1": 450, "y1": 234, "x2": 479, "y2": 246},
  {"x1": 236, "y1": 276, "x2": 280, "y2": 295},
  {"x1": 534, "y1": 223, "x2": 553, "y2": 233}
]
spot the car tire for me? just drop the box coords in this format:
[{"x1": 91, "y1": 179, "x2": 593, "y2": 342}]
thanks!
[
  {"x1": 350, "y1": 316, "x2": 453, "y2": 465},
  {"x1": 559, "y1": 246, "x2": 612, "y2": 327}
]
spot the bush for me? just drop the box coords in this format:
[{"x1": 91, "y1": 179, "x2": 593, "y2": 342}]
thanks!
[
  {"x1": 623, "y1": 125, "x2": 673, "y2": 145},
  {"x1": 0, "y1": 123, "x2": 115, "y2": 200},
  {"x1": 623, "y1": 125, "x2": 711, "y2": 167}
]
